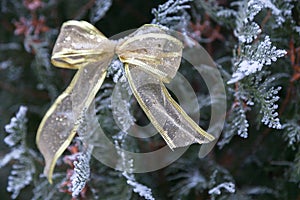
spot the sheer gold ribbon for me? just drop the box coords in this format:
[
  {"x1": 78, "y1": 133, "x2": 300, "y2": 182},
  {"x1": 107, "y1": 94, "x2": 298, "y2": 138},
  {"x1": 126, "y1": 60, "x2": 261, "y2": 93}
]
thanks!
[{"x1": 36, "y1": 20, "x2": 215, "y2": 183}]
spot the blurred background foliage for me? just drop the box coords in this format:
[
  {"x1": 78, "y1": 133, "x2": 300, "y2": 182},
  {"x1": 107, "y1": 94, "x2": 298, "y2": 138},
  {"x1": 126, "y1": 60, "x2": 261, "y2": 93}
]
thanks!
[{"x1": 1, "y1": 0, "x2": 300, "y2": 199}]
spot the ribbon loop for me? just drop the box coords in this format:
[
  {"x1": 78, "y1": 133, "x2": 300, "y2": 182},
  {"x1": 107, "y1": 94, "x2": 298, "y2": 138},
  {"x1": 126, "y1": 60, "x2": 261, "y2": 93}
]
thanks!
[
  {"x1": 51, "y1": 20, "x2": 115, "y2": 69},
  {"x1": 116, "y1": 24, "x2": 183, "y2": 82}
]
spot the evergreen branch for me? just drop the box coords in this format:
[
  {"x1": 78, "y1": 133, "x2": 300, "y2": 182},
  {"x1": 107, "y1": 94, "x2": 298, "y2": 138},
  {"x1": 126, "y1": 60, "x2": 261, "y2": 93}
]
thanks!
[
  {"x1": 1, "y1": 106, "x2": 35, "y2": 199},
  {"x1": 259, "y1": 86, "x2": 282, "y2": 129},
  {"x1": 123, "y1": 172, "x2": 154, "y2": 200},
  {"x1": 166, "y1": 160, "x2": 208, "y2": 199},
  {"x1": 208, "y1": 169, "x2": 236, "y2": 199},
  {"x1": 28, "y1": 34, "x2": 58, "y2": 100},
  {"x1": 71, "y1": 149, "x2": 92, "y2": 197},
  {"x1": 7, "y1": 157, "x2": 35, "y2": 199},
  {"x1": 32, "y1": 174, "x2": 69, "y2": 200},
  {"x1": 113, "y1": 131, "x2": 154, "y2": 200},
  {"x1": 4, "y1": 106, "x2": 27, "y2": 147},
  {"x1": 107, "y1": 59, "x2": 125, "y2": 83},
  {"x1": 282, "y1": 119, "x2": 300, "y2": 149},
  {"x1": 228, "y1": 36, "x2": 286, "y2": 84},
  {"x1": 0, "y1": 148, "x2": 24, "y2": 168},
  {"x1": 151, "y1": 0, "x2": 192, "y2": 27},
  {"x1": 218, "y1": 99, "x2": 249, "y2": 148},
  {"x1": 91, "y1": 168, "x2": 132, "y2": 200},
  {"x1": 228, "y1": 0, "x2": 287, "y2": 84},
  {"x1": 166, "y1": 158, "x2": 235, "y2": 199},
  {"x1": 194, "y1": 0, "x2": 236, "y2": 27},
  {"x1": 208, "y1": 182, "x2": 235, "y2": 196},
  {"x1": 90, "y1": 0, "x2": 113, "y2": 24}
]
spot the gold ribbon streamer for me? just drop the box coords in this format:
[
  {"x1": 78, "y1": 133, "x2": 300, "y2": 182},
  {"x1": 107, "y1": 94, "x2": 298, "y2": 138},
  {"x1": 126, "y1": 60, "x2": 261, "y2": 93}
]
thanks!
[{"x1": 36, "y1": 20, "x2": 215, "y2": 183}]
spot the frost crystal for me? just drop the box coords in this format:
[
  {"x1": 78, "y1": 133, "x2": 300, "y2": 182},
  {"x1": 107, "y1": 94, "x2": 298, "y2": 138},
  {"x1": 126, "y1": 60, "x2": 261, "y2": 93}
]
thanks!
[
  {"x1": 1, "y1": 106, "x2": 34, "y2": 199},
  {"x1": 228, "y1": 60, "x2": 263, "y2": 84},
  {"x1": 7, "y1": 157, "x2": 35, "y2": 199},
  {"x1": 248, "y1": 0, "x2": 280, "y2": 19},
  {"x1": 255, "y1": 36, "x2": 287, "y2": 65},
  {"x1": 233, "y1": 0, "x2": 262, "y2": 43},
  {"x1": 0, "y1": 148, "x2": 24, "y2": 168},
  {"x1": 4, "y1": 106, "x2": 28, "y2": 147},
  {"x1": 151, "y1": 0, "x2": 191, "y2": 27},
  {"x1": 217, "y1": 9, "x2": 236, "y2": 18},
  {"x1": 71, "y1": 150, "x2": 91, "y2": 197},
  {"x1": 113, "y1": 131, "x2": 155, "y2": 200},
  {"x1": 123, "y1": 172, "x2": 155, "y2": 200},
  {"x1": 228, "y1": 36, "x2": 286, "y2": 84},
  {"x1": 232, "y1": 100, "x2": 249, "y2": 137},
  {"x1": 107, "y1": 59, "x2": 125, "y2": 83},
  {"x1": 259, "y1": 86, "x2": 282, "y2": 129},
  {"x1": 235, "y1": 22, "x2": 261, "y2": 43},
  {"x1": 248, "y1": 0, "x2": 294, "y2": 26},
  {"x1": 209, "y1": 182, "x2": 236, "y2": 195},
  {"x1": 229, "y1": 0, "x2": 287, "y2": 83}
]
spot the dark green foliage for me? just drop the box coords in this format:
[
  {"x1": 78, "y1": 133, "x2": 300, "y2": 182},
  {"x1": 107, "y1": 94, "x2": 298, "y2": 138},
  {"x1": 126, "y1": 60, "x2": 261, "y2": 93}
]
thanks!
[{"x1": 1, "y1": 0, "x2": 300, "y2": 199}]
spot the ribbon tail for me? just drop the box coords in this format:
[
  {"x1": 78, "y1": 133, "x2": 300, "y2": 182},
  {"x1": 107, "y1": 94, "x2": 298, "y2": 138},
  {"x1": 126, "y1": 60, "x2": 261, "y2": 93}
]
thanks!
[
  {"x1": 125, "y1": 64, "x2": 215, "y2": 150},
  {"x1": 36, "y1": 57, "x2": 112, "y2": 183}
]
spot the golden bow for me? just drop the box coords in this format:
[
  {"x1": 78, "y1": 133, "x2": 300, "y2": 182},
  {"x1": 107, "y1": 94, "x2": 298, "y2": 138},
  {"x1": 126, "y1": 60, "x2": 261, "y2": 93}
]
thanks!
[{"x1": 36, "y1": 20, "x2": 215, "y2": 183}]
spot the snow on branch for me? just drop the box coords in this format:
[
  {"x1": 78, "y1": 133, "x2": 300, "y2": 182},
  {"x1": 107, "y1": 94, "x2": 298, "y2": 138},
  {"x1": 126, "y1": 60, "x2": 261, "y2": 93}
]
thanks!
[
  {"x1": 259, "y1": 86, "x2": 282, "y2": 129},
  {"x1": 1, "y1": 106, "x2": 35, "y2": 199},
  {"x1": 123, "y1": 172, "x2": 154, "y2": 200},
  {"x1": 228, "y1": 36, "x2": 286, "y2": 84},
  {"x1": 4, "y1": 105, "x2": 27, "y2": 147},
  {"x1": 7, "y1": 157, "x2": 35, "y2": 199},
  {"x1": 71, "y1": 150, "x2": 91, "y2": 197},
  {"x1": 112, "y1": 131, "x2": 155, "y2": 200},
  {"x1": 228, "y1": 0, "x2": 287, "y2": 84},
  {"x1": 208, "y1": 182, "x2": 236, "y2": 195},
  {"x1": 151, "y1": 0, "x2": 192, "y2": 27}
]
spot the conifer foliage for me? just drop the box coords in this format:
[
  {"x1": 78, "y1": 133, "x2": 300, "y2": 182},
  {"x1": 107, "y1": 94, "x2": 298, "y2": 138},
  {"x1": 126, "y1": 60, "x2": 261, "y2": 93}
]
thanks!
[{"x1": 0, "y1": 0, "x2": 299, "y2": 199}]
